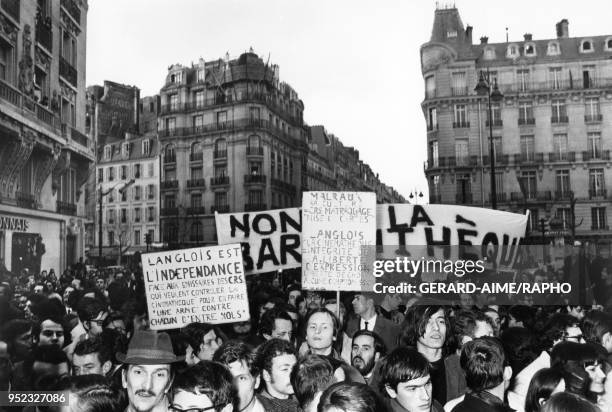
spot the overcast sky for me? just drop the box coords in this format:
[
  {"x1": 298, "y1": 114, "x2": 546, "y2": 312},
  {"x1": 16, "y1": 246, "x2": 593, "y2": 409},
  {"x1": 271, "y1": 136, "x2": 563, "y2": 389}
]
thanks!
[{"x1": 87, "y1": 0, "x2": 611, "y2": 200}]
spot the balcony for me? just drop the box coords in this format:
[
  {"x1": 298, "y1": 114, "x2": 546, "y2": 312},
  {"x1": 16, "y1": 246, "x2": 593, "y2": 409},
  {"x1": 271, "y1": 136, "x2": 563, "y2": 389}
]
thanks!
[
  {"x1": 489, "y1": 192, "x2": 507, "y2": 203},
  {"x1": 161, "y1": 207, "x2": 179, "y2": 216},
  {"x1": 213, "y1": 150, "x2": 228, "y2": 162},
  {"x1": 555, "y1": 190, "x2": 574, "y2": 201},
  {"x1": 271, "y1": 178, "x2": 297, "y2": 194},
  {"x1": 591, "y1": 225, "x2": 610, "y2": 231},
  {"x1": 161, "y1": 180, "x2": 178, "y2": 189},
  {"x1": 429, "y1": 194, "x2": 442, "y2": 204},
  {"x1": 190, "y1": 152, "x2": 203, "y2": 162},
  {"x1": 551, "y1": 115, "x2": 569, "y2": 124},
  {"x1": 518, "y1": 118, "x2": 535, "y2": 125},
  {"x1": 210, "y1": 176, "x2": 230, "y2": 187},
  {"x1": 247, "y1": 146, "x2": 264, "y2": 157},
  {"x1": 455, "y1": 193, "x2": 473, "y2": 204},
  {"x1": 245, "y1": 203, "x2": 267, "y2": 212},
  {"x1": 585, "y1": 114, "x2": 603, "y2": 123},
  {"x1": 0, "y1": 80, "x2": 61, "y2": 131},
  {"x1": 549, "y1": 151, "x2": 576, "y2": 162},
  {"x1": 63, "y1": 125, "x2": 89, "y2": 148},
  {"x1": 483, "y1": 154, "x2": 509, "y2": 166},
  {"x1": 59, "y1": 57, "x2": 77, "y2": 87},
  {"x1": 35, "y1": 17, "x2": 53, "y2": 51},
  {"x1": 485, "y1": 119, "x2": 503, "y2": 127},
  {"x1": 16, "y1": 192, "x2": 36, "y2": 209},
  {"x1": 211, "y1": 204, "x2": 230, "y2": 214},
  {"x1": 187, "y1": 206, "x2": 206, "y2": 215},
  {"x1": 60, "y1": 0, "x2": 81, "y2": 24},
  {"x1": 163, "y1": 154, "x2": 176, "y2": 164},
  {"x1": 452, "y1": 121, "x2": 470, "y2": 129},
  {"x1": 514, "y1": 153, "x2": 544, "y2": 164},
  {"x1": 451, "y1": 86, "x2": 468, "y2": 96},
  {"x1": 187, "y1": 178, "x2": 206, "y2": 188},
  {"x1": 589, "y1": 189, "x2": 607, "y2": 199},
  {"x1": 427, "y1": 123, "x2": 438, "y2": 132},
  {"x1": 1, "y1": 0, "x2": 19, "y2": 21},
  {"x1": 583, "y1": 150, "x2": 610, "y2": 162},
  {"x1": 536, "y1": 191, "x2": 553, "y2": 201},
  {"x1": 244, "y1": 174, "x2": 266, "y2": 185}
]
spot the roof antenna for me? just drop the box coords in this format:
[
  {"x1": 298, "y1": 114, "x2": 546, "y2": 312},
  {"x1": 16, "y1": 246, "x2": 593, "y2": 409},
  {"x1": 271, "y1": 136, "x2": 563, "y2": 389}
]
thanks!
[{"x1": 506, "y1": 27, "x2": 509, "y2": 42}]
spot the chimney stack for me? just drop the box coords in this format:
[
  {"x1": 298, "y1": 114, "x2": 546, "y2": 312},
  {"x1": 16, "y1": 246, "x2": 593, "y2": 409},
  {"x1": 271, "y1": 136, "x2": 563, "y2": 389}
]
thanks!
[
  {"x1": 466, "y1": 25, "x2": 473, "y2": 44},
  {"x1": 480, "y1": 36, "x2": 489, "y2": 45},
  {"x1": 556, "y1": 19, "x2": 569, "y2": 38},
  {"x1": 524, "y1": 33, "x2": 532, "y2": 41}
]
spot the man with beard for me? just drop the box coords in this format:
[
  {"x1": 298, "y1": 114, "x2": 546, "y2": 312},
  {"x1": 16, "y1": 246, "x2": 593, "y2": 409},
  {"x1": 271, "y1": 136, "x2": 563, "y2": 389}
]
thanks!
[
  {"x1": 119, "y1": 331, "x2": 183, "y2": 412},
  {"x1": 351, "y1": 330, "x2": 386, "y2": 385}
]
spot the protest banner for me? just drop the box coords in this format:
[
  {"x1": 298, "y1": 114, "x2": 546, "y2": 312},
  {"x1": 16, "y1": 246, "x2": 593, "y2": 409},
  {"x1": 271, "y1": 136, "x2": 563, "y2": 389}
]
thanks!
[
  {"x1": 141, "y1": 244, "x2": 250, "y2": 330},
  {"x1": 215, "y1": 208, "x2": 301, "y2": 275},
  {"x1": 301, "y1": 191, "x2": 376, "y2": 291},
  {"x1": 376, "y1": 204, "x2": 528, "y2": 269}
]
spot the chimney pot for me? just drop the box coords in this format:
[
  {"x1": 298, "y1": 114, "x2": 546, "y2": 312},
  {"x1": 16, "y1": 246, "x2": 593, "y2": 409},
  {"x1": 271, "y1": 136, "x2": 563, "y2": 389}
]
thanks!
[
  {"x1": 480, "y1": 36, "x2": 489, "y2": 44},
  {"x1": 466, "y1": 25, "x2": 473, "y2": 44},
  {"x1": 556, "y1": 19, "x2": 569, "y2": 38},
  {"x1": 524, "y1": 33, "x2": 532, "y2": 41}
]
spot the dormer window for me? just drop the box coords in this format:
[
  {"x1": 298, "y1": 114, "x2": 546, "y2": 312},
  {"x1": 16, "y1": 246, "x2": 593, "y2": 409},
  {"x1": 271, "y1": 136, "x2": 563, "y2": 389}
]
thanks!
[
  {"x1": 142, "y1": 139, "x2": 150, "y2": 156},
  {"x1": 170, "y1": 72, "x2": 183, "y2": 84},
  {"x1": 122, "y1": 143, "x2": 131, "y2": 158},
  {"x1": 104, "y1": 145, "x2": 112, "y2": 160},
  {"x1": 507, "y1": 44, "x2": 519, "y2": 58},
  {"x1": 605, "y1": 37, "x2": 612, "y2": 51},
  {"x1": 447, "y1": 31, "x2": 457, "y2": 38},
  {"x1": 484, "y1": 47, "x2": 496, "y2": 60},
  {"x1": 581, "y1": 39, "x2": 594, "y2": 53},
  {"x1": 547, "y1": 41, "x2": 560, "y2": 56},
  {"x1": 524, "y1": 43, "x2": 536, "y2": 56},
  {"x1": 197, "y1": 69, "x2": 205, "y2": 82}
]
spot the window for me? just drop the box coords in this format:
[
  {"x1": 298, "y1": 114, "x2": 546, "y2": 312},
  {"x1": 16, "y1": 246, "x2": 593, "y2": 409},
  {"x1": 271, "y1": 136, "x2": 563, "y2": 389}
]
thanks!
[
  {"x1": 193, "y1": 115, "x2": 203, "y2": 130},
  {"x1": 592, "y1": 207, "x2": 607, "y2": 230},
  {"x1": 60, "y1": 98, "x2": 76, "y2": 127},
  {"x1": 217, "y1": 111, "x2": 227, "y2": 126},
  {"x1": 492, "y1": 136, "x2": 502, "y2": 161},
  {"x1": 148, "y1": 229, "x2": 155, "y2": 243},
  {"x1": 455, "y1": 139, "x2": 469, "y2": 166},
  {"x1": 527, "y1": 209, "x2": 539, "y2": 233},
  {"x1": 427, "y1": 107, "x2": 437, "y2": 130},
  {"x1": 120, "y1": 165, "x2": 127, "y2": 180},
  {"x1": 142, "y1": 139, "x2": 150, "y2": 156},
  {"x1": 134, "y1": 163, "x2": 141, "y2": 178},
  {"x1": 108, "y1": 189, "x2": 114, "y2": 203},
  {"x1": 606, "y1": 38, "x2": 612, "y2": 51},
  {"x1": 507, "y1": 44, "x2": 519, "y2": 58},
  {"x1": 190, "y1": 222, "x2": 202, "y2": 243},
  {"x1": 585, "y1": 97, "x2": 600, "y2": 120},
  {"x1": 432, "y1": 175, "x2": 441, "y2": 199},
  {"x1": 248, "y1": 135, "x2": 261, "y2": 149},
  {"x1": 453, "y1": 104, "x2": 468, "y2": 126},
  {"x1": 191, "y1": 193, "x2": 202, "y2": 208},
  {"x1": 283, "y1": 158, "x2": 288, "y2": 181},
  {"x1": 248, "y1": 190, "x2": 263, "y2": 205},
  {"x1": 556, "y1": 208, "x2": 571, "y2": 230},
  {"x1": 547, "y1": 41, "x2": 560, "y2": 55},
  {"x1": 517, "y1": 69, "x2": 530, "y2": 92},
  {"x1": 581, "y1": 40, "x2": 593, "y2": 53},
  {"x1": 149, "y1": 101, "x2": 154, "y2": 112},
  {"x1": 98, "y1": 168, "x2": 103, "y2": 183},
  {"x1": 120, "y1": 208, "x2": 127, "y2": 223},
  {"x1": 170, "y1": 71, "x2": 183, "y2": 84},
  {"x1": 134, "y1": 186, "x2": 141, "y2": 201},
  {"x1": 121, "y1": 188, "x2": 127, "y2": 202},
  {"x1": 164, "y1": 167, "x2": 176, "y2": 181},
  {"x1": 122, "y1": 143, "x2": 131, "y2": 158},
  {"x1": 518, "y1": 101, "x2": 534, "y2": 124},
  {"x1": 108, "y1": 231, "x2": 114, "y2": 246},
  {"x1": 425, "y1": 75, "x2": 435, "y2": 99},
  {"x1": 520, "y1": 135, "x2": 535, "y2": 161},
  {"x1": 108, "y1": 167, "x2": 115, "y2": 181},
  {"x1": 166, "y1": 117, "x2": 176, "y2": 133},
  {"x1": 250, "y1": 107, "x2": 261, "y2": 121},
  {"x1": 495, "y1": 172, "x2": 504, "y2": 195},
  {"x1": 165, "y1": 144, "x2": 175, "y2": 162},
  {"x1": 484, "y1": 47, "x2": 495, "y2": 60},
  {"x1": 556, "y1": 170, "x2": 571, "y2": 196},
  {"x1": 147, "y1": 184, "x2": 155, "y2": 199},
  {"x1": 147, "y1": 206, "x2": 155, "y2": 221},
  {"x1": 134, "y1": 207, "x2": 141, "y2": 222},
  {"x1": 589, "y1": 169, "x2": 605, "y2": 197},
  {"x1": 487, "y1": 103, "x2": 501, "y2": 125},
  {"x1": 250, "y1": 162, "x2": 262, "y2": 176},
  {"x1": 451, "y1": 72, "x2": 467, "y2": 96},
  {"x1": 549, "y1": 67, "x2": 562, "y2": 89},
  {"x1": 148, "y1": 162, "x2": 154, "y2": 177},
  {"x1": 164, "y1": 194, "x2": 176, "y2": 209},
  {"x1": 271, "y1": 152, "x2": 276, "y2": 177},
  {"x1": 195, "y1": 91, "x2": 204, "y2": 108},
  {"x1": 215, "y1": 191, "x2": 228, "y2": 208},
  {"x1": 588, "y1": 132, "x2": 602, "y2": 159},
  {"x1": 191, "y1": 142, "x2": 202, "y2": 161},
  {"x1": 519, "y1": 171, "x2": 537, "y2": 199},
  {"x1": 553, "y1": 134, "x2": 568, "y2": 160},
  {"x1": 0, "y1": 41, "x2": 15, "y2": 83},
  {"x1": 108, "y1": 209, "x2": 116, "y2": 224},
  {"x1": 456, "y1": 174, "x2": 471, "y2": 203},
  {"x1": 429, "y1": 141, "x2": 439, "y2": 167},
  {"x1": 583, "y1": 65, "x2": 595, "y2": 89},
  {"x1": 524, "y1": 43, "x2": 536, "y2": 56},
  {"x1": 551, "y1": 99, "x2": 567, "y2": 122},
  {"x1": 214, "y1": 166, "x2": 227, "y2": 178},
  {"x1": 135, "y1": 230, "x2": 141, "y2": 246},
  {"x1": 447, "y1": 31, "x2": 457, "y2": 38},
  {"x1": 104, "y1": 145, "x2": 112, "y2": 160},
  {"x1": 191, "y1": 166, "x2": 203, "y2": 180},
  {"x1": 214, "y1": 139, "x2": 227, "y2": 156},
  {"x1": 60, "y1": 28, "x2": 77, "y2": 66}
]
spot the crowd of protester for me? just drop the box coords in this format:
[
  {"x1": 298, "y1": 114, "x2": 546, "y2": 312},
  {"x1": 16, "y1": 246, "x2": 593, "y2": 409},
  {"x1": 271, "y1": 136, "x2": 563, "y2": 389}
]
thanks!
[{"x1": 1, "y1": 255, "x2": 612, "y2": 412}]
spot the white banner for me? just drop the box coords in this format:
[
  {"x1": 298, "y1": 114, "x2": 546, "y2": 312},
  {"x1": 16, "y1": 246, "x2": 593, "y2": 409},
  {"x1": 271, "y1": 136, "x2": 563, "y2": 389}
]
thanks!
[
  {"x1": 301, "y1": 192, "x2": 376, "y2": 291},
  {"x1": 141, "y1": 244, "x2": 250, "y2": 330}
]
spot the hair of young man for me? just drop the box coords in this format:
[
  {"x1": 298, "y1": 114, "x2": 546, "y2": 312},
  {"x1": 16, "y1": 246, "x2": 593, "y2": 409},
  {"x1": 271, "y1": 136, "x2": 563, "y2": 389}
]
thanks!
[
  {"x1": 500, "y1": 327, "x2": 539, "y2": 379},
  {"x1": 290, "y1": 354, "x2": 335, "y2": 409},
  {"x1": 24, "y1": 344, "x2": 69, "y2": 372},
  {"x1": 106, "y1": 282, "x2": 131, "y2": 312},
  {"x1": 170, "y1": 332, "x2": 199, "y2": 358},
  {"x1": 255, "y1": 338, "x2": 296, "y2": 375},
  {"x1": 259, "y1": 307, "x2": 293, "y2": 337},
  {"x1": 303, "y1": 308, "x2": 339, "y2": 338},
  {"x1": 213, "y1": 340, "x2": 259, "y2": 377},
  {"x1": 171, "y1": 361, "x2": 237, "y2": 411},
  {"x1": 378, "y1": 346, "x2": 429, "y2": 395},
  {"x1": 317, "y1": 381, "x2": 385, "y2": 412},
  {"x1": 541, "y1": 391, "x2": 600, "y2": 412},
  {"x1": 400, "y1": 303, "x2": 450, "y2": 348},
  {"x1": 352, "y1": 330, "x2": 387, "y2": 358},
  {"x1": 181, "y1": 323, "x2": 224, "y2": 355},
  {"x1": 74, "y1": 336, "x2": 112, "y2": 365},
  {"x1": 540, "y1": 313, "x2": 580, "y2": 350},
  {"x1": 1, "y1": 319, "x2": 32, "y2": 346},
  {"x1": 57, "y1": 374, "x2": 122, "y2": 412},
  {"x1": 581, "y1": 310, "x2": 612, "y2": 345},
  {"x1": 76, "y1": 297, "x2": 107, "y2": 323},
  {"x1": 525, "y1": 367, "x2": 566, "y2": 412},
  {"x1": 460, "y1": 337, "x2": 507, "y2": 393}
]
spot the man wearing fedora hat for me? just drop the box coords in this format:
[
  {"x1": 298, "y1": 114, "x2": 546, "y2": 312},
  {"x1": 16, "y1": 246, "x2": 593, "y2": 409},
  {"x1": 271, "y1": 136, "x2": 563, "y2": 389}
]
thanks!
[{"x1": 118, "y1": 330, "x2": 184, "y2": 412}]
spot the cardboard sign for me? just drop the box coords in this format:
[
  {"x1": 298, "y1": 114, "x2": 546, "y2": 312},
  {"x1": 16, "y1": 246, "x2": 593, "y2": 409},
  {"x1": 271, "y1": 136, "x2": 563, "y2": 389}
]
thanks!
[
  {"x1": 301, "y1": 192, "x2": 376, "y2": 291},
  {"x1": 376, "y1": 204, "x2": 528, "y2": 269},
  {"x1": 215, "y1": 208, "x2": 301, "y2": 275},
  {"x1": 141, "y1": 244, "x2": 250, "y2": 330}
]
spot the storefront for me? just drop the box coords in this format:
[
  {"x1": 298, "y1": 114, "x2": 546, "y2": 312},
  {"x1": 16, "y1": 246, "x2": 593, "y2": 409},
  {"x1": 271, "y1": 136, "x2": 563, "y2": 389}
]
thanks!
[{"x1": 0, "y1": 206, "x2": 85, "y2": 275}]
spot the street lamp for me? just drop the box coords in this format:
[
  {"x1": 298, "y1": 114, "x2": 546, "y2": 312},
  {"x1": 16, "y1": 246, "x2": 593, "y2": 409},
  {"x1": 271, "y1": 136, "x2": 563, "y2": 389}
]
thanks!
[
  {"x1": 409, "y1": 189, "x2": 424, "y2": 204},
  {"x1": 98, "y1": 179, "x2": 135, "y2": 262},
  {"x1": 475, "y1": 69, "x2": 504, "y2": 209}
]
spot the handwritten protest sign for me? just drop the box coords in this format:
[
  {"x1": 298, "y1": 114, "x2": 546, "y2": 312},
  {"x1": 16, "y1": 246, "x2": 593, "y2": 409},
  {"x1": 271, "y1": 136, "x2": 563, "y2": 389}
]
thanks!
[
  {"x1": 215, "y1": 208, "x2": 301, "y2": 275},
  {"x1": 141, "y1": 244, "x2": 250, "y2": 330},
  {"x1": 301, "y1": 191, "x2": 376, "y2": 291},
  {"x1": 376, "y1": 204, "x2": 528, "y2": 269}
]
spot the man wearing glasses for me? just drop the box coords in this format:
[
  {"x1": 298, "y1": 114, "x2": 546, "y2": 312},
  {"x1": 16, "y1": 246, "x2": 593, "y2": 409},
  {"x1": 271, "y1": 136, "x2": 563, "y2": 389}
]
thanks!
[
  {"x1": 118, "y1": 330, "x2": 183, "y2": 412},
  {"x1": 170, "y1": 361, "x2": 236, "y2": 412},
  {"x1": 76, "y1": 297, "x2": 108, "y2": 339}
]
